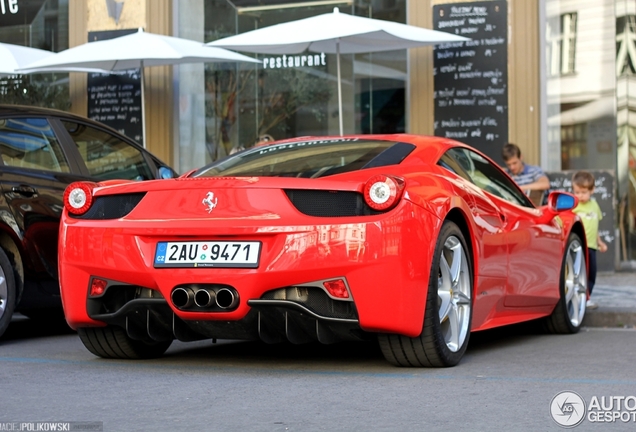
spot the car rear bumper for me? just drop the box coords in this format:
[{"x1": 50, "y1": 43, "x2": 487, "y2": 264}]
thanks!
[{"x1": 59, "y1": 200, "x2": 440, "y2": 339}]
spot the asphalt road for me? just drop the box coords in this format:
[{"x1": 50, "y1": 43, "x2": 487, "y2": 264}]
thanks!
[{"x1": 1, "y1": 316, "x2": 635, "y2": 431}]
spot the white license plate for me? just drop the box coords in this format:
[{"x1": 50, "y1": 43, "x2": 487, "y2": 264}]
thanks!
[{"x1": 154, "y1": 241, "x2": 261, "y2": 268}]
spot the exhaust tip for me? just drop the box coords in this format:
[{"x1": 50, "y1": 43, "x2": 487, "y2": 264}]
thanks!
[
  {"x1": 172, "y1": 287, "x2": 194, "y2": 309},
  {"x1": 194, "y1": 289, "x2": 215, "y2": 308},
  {"x1": 215, "y1": 288, "x2": 239, "y2": 309}
]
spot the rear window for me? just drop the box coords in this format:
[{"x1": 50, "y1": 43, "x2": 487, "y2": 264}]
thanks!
[{"x1": 195, "y1": 138, "x2": 415, "y2": 178}]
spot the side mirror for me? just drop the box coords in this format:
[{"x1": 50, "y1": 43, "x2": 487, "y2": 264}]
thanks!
[
  {"x1": 158, "y1": 166, "x2": 178, "y2": 179},
  {"x1": 547, "y1": 191, "x2": 578, "y2": 211},
  {"x1": 536, "y1": 191, "x2": 578, "y2": 224}
]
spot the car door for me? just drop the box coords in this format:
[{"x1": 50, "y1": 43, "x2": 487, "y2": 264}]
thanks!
[
  {"x1": 441, "y1": 148, "x2": 510, "y2": 278},
  {"x1": 438, "y1": 148, "x2": 509, "y2": 327},
  {"x1": 0, "y1": 116, "x2": 86, "y2": 287},
  {"x1": 52, "y1": 119, "x2": 177, "y2": 181},
  {"x1": 457, "y1": 149, "x2": 563, "y2": 307}
]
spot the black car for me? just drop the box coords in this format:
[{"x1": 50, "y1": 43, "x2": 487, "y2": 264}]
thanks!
[{"x1": 0, "y1": 104, "x2": 178, "y2": 337}]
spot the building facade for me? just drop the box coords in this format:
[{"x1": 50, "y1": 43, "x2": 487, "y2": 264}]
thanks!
[{"x1": 1, "y1": 0, "x2": 635, "y2": 268}]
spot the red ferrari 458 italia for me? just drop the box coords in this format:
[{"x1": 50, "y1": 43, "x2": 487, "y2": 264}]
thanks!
[{"x1": 58, "y1": 134, "x2": 588, "y2": 367}]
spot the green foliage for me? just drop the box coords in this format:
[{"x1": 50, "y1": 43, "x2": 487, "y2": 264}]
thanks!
[
  {"x1": 0, "y1": 74, "x2": 70, "y2": 111},
  {"x1": 205, "y1": 67, "x2": 255, "y2": 160}
]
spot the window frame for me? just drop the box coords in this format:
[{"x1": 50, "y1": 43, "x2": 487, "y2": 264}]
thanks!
[
  {"x1": 547, "y1": 12, "x2": 578, "y2": 77},
  {"x1": 0, "y1": 116, "x2": 75, "y2": 174},
  {"x1": 439, "y1": 147, "x2": 534, "y2": 208},
  {"x1": 49, "y1": 117, "x2": 163, "y2": 180},
  {"x1": 58, "y1": 119, "x2": 156, "y2": 181}
]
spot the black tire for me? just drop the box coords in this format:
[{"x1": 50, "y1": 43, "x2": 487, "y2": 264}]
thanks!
[
  {"x1": 0, "y1": 247, "x2": 17, "y2": 339},
  {"x1": 77, "y1": 326, "x2": 172, "y2": 359},
  {"x1": 379, "y1": 221, "x2": 473, "y2": 367},
  {"x1": 544, "y1": 232, "x2": 587, "y2": 334}
]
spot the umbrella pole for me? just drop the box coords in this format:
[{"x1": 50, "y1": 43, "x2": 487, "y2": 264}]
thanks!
[
  {"x1": 140, "y1": 63, "x2": 147, "y2": 148},
  {"x1": 337, "y1": 39, "x2": 343, "y2": 136}
]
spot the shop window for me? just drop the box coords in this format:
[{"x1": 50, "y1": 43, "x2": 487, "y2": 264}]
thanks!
[
  {"x1": 560, "y1": 123, "x2": 588, "y2": 170},
  {"x1": 0, "y1": 0, "x2": 69, "y2": 110},
  {"x1": 197, "y1": 0, "x2": 406, "y2": 164}
]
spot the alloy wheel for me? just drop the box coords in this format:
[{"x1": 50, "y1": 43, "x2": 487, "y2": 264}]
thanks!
[
  {"x1": 437, "y1": 235, "x2": 471, "y2": 352},
  {"x1": 564, "y1": 239, "x2": 587, "y2": 326},
  {"x1": 0, "y1": 267, "x2": 6, "y2": 319}
]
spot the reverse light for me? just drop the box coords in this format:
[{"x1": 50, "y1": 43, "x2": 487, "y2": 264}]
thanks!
[
  {"x1": 363, "y1": 175, "x2": 405, "y2": 211},
  {"x1": 89, "y1": 278, "x2": 108, "y2": 297},
  {"x1": 323, "y1": 279, "x2": 350, "y2": 299},
  {"x1": 64, "y1": 182, "x2": 97, "y2": 215}
]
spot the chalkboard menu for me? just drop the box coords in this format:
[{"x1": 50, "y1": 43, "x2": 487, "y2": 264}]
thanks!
[
  {"x1": 547, "y1": 170, "x2": 616, "y2": 272},
  {"x1": 87, "y1": 29, "x2": 143, "y2": 144},
  {"x1": 433, "y1": 1, "x2": 508, "y2": 164}
]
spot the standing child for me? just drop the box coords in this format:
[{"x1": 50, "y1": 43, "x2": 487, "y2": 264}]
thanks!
[{"x1": 571, "y1": 171, "x2": 608, "y2": 309}]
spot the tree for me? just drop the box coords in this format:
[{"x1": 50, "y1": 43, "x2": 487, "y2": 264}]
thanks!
[
  {"x1": 204, "y1": 64, "x2": 331, "y2": 161},
  {"x1": 205, "y1": 67, "x2": 254, "y2": 160},
  {"x1": 256, "y1": 67, "x2": 331, "y2": 138}
]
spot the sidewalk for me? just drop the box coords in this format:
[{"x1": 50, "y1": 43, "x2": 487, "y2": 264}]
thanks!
[{"x1": 583, "y1": 271, "x2": 636, "y2": 328}]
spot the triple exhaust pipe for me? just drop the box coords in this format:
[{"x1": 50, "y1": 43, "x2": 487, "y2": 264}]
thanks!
[{"x1": 171, "y1": 285, "x2": 239, "y2": 311}]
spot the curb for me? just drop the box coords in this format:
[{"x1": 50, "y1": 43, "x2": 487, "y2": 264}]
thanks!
[{"x1": 582, "y1": 308, "x2": 636, "y2": 328}]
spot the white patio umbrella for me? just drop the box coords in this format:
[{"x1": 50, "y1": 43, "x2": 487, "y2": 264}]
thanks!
[
  {"x1": 18, "y1": 28, "x2": 260, "y2": 145},
  {"x1": 208, "y1": 7, "x2": 469, "y2": 136},
  {"x1": 0, "y1": 42, "x2": 53, "y2": 75},
  {"x1": 1, "y1": 42, "x2": 110, "y2": 75}
]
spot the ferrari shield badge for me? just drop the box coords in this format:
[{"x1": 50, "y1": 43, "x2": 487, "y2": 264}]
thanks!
[{"x1": 202, "y1": 192, "x2": 218, "y2": 213}]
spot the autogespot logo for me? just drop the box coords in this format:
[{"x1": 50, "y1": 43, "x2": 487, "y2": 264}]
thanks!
[{"x1": 550, "y1": 391, "x2": 586, "y2": 428}]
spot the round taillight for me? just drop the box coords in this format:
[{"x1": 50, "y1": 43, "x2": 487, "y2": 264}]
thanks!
[
  {"x1": 63, "y1": 182, "x2": 95, "y2": 215},
  {"x1": 363, "y1": 175, "x2": 404, "y2": 211}
]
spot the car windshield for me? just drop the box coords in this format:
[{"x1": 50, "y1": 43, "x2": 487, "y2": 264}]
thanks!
[{"x1": 195, "y1": 138, "x2": 415, "y2": 178}]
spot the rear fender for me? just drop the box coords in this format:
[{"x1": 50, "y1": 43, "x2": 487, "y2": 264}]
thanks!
[
  {"x1": 403, "y1": 173, "x2": 478, "y2": 276},
  {"x1": 376, "y1": 188, "x2": 479, "y2": 337}
]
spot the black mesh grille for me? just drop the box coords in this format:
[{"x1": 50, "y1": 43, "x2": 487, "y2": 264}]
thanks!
[
  {"x1": 261, "y1": 287, "x2": 358, "y2": 319},
  {"x1": 71, "y1": 193, "x2": 146, "y2": 220},
  {"x1": 284, "y1": 190, "x2": 381, "y2": 217}
]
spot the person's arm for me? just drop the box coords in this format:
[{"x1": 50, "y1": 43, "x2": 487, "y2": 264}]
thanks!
[
  {"x1": 520, "y1": 175, "x2": 550, "y2": 193},
  {"x1": 595, "y1": 202, "x2": 607, "y2": 252}
]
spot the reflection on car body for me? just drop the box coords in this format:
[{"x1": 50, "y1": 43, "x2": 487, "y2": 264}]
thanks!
[{"x1": 0, "y1": 104, "x2": 178, "y2": 338}]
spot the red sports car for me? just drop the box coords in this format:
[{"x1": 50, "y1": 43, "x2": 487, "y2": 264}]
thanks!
[{"x1": 58, "y1": 134, "x2": 588, "y2": 367}]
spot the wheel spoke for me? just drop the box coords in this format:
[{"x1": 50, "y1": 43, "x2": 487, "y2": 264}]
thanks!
[
  {"x1": 448, "y1": 241, "x2": 462, "y2": 288},
  {"x1": 565, "y1": 280, "x2": 575, "y2": 302},
  {"x1": 439, "y1": 253, "x2": 452, "y2": 291},
  {"x1": 0, "y1": 275, "x2": 6, "y2": 314},
  {"x1": 456, "y1": 291, "x2": 471, "y2": 306},
  {"x1": 438, "y1": 254, "x2": 453, "y2": 322},
  {"x1": 571, "y1": 244, "x2": 582, "y2": 277},
  {"x1": 438, "y1": 291, "x2": 452, "y2": 322},
  {"x1": 447, "y1": 305, "x2": 460, "y2": 351},
  {"x1": 576, "y1": 283, "x2": 587, "y2": 295},
  {"x1": 570, "y1": 292, "x2": 581, "y2": 325}
]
